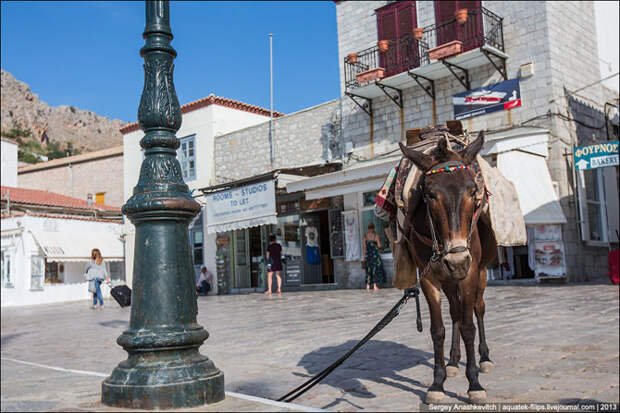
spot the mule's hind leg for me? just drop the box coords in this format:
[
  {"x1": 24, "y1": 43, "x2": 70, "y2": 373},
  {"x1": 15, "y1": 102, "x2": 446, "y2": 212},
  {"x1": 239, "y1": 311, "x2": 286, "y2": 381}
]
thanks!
[
  {"x1": 421, "y1": 277, "x2": 447, "y2": 403},
  {"x1": 443, "y1": 284, "x2": 461, "y2": 377},
  {"x1": 475, "y1": 270, "x2": 493, "y2": 373}
]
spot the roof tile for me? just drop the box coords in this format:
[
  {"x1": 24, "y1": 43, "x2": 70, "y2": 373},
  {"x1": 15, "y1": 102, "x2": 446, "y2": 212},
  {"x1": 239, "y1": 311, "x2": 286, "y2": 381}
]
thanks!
[{"x1": 1, "y1": 186, "x2": 120, "y2": 212}]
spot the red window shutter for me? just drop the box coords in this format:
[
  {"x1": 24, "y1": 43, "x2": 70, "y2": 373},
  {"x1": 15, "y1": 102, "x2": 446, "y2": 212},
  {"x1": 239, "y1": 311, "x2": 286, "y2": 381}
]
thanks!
[
  {"x1": 434, "y1": 1, "x2": 481, "y2": 51},
  {"x1": 377, "y1": 6, "x2": 397, "y2": 42},
  {"x1": 376, "y1": 1, "x2": 418, "y2": 76}
]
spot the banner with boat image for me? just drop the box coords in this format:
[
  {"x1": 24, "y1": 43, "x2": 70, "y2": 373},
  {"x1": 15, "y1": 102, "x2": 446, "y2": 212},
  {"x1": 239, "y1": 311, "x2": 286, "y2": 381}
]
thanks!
[{"x1": 453, "y1": 78, "x2": 522, "y2": 120}]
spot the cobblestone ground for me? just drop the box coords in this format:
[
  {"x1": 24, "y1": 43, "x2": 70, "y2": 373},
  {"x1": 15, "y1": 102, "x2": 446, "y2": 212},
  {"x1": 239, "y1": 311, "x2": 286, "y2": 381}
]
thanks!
[{"x1": 1, "y1": 283, "x2": 619, "y2": 411}]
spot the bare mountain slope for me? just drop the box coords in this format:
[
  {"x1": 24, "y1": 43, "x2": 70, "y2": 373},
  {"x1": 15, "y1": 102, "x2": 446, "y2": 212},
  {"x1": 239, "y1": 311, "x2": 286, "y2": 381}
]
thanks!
[{"x1": 1, "y1": 69, "x2": 124, "y2": 152}]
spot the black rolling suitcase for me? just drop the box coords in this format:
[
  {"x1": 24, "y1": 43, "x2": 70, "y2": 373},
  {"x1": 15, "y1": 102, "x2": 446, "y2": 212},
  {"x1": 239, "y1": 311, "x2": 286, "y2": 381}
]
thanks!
[{"x1": 110, "y1": 285, "x2": 131, "y2": 307}]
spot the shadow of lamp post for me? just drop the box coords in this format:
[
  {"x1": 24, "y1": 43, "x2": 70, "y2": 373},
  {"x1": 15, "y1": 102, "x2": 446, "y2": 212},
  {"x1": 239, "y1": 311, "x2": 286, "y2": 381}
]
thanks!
[{"x1": 101, "y1": 1, "x2": 224, "y2": 408}]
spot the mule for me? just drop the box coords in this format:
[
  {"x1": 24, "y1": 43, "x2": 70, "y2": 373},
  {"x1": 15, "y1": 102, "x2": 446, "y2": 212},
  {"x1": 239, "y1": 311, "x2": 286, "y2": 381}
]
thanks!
[{"x1": 399, "y1": 132, "x2": 498, "y2": 404}]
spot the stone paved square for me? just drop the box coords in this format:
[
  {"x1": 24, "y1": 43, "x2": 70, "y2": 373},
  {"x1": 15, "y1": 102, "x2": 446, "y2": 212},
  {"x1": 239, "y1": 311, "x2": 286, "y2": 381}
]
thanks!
[{"x1": 1, "y1": 284, "x2": 619, "y2": 411}]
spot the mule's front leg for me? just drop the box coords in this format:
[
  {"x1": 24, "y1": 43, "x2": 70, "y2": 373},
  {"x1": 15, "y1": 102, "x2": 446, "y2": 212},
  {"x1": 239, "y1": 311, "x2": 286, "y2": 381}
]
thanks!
[
  {"x1": 421, "y1": 278, "x2": 446, "y2": 403},
  {"x1": 460, "y1": 287, "x2": 486, "y2": 404},
  {"x1": 443, "y1": 284, "x2": 461, "y2": 377}
]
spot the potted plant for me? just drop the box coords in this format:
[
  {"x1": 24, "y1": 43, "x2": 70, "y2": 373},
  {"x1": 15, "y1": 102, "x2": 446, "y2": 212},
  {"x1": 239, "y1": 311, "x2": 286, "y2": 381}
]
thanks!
[
  {"x1": 347, "y1": 52, "x2": 358, "y2": 64},
  {"x1": 455, "y1": 8, "x2": 468, "y2": 24},
  {"x1": 356, "y1": 67, "x2": 385, "y2": 83},
  {"x1": 413, "y1": 27, "x2": 424, "y2": 40},
  {"x1": 377, "y1": 40, "x2": 389, "y2": 52}
]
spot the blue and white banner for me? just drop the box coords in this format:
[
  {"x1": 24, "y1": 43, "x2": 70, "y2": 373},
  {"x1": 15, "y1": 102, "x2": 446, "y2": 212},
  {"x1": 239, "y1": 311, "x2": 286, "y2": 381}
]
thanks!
[
  {"x1": 205, "y1": 180, "x2": 277, "y2": 234},
  {"x1": 453, "y1": 78, "x2": 522, "y2": 120},
  {"x1": 574, "y1": 141, "x2": 619, "y2": 170}
]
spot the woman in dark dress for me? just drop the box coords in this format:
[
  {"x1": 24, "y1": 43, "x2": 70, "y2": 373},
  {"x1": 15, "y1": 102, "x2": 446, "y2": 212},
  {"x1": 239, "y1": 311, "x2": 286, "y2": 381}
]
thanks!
[
  {"x1": 362, "y1": 223, "x2": 386, "y2": 291},
  {"x1": 265, "y1": 235, "x2": 283, "y2": 295}
]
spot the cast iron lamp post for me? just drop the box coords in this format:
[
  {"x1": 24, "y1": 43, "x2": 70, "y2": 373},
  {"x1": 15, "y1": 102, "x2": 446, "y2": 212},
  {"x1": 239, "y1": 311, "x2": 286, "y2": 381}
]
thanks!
[{"x1": 101, "y1": 1, "x2": 224, "y2": 408}]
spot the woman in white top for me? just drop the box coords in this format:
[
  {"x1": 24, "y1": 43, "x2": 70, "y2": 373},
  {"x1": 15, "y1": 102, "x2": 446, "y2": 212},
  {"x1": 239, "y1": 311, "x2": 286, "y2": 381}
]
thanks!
[{"x1": 84, "y1": 248, "x2": 110, "y2": 310}]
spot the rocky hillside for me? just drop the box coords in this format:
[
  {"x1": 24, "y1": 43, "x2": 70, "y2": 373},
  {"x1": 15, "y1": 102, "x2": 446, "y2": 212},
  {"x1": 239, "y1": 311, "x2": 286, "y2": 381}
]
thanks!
[{"x1": 1, "y1": 69, "x2": 124, "y2": 152}]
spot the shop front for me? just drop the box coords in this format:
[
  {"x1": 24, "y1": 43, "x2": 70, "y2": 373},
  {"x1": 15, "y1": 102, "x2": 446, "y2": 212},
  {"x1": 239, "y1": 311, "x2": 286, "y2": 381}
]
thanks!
[{"x1": 203, "y1": 173, "x2": 343, "y2": 294}]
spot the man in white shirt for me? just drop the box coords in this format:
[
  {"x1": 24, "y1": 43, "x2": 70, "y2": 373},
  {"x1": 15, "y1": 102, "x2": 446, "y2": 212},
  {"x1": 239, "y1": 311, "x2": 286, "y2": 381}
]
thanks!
[{"x1": 196, "y1": 266, "x2": 213, "y2": 296}]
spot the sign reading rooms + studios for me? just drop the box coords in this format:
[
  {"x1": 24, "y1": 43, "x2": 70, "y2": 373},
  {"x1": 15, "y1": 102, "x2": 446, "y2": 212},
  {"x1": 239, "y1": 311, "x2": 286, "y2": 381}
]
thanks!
[{"x1": 573, "y1": 141, "x2": 619, "y2": 170}]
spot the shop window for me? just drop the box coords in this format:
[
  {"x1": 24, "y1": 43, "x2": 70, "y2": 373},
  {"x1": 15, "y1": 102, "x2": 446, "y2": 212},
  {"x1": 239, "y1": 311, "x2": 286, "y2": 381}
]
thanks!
[
  {"x1": 189, "y1": 210, "x2": 204, "y2": 267},
  {"x1": 109, "y1": 262, "x2": 124, "y2": 282},
  {"x1": 360, "y1": 191, "x2": 391, "y2": 254},
  {"x1": 577, "y1": 168, "x2": 618, "y2": 243},
  {"x1": 30, "y1": 255, "x2": 44, "y2": 290},
  {"x1": 178, "y1": 135, "x2": 196, "y2": 182},
  {"x1": 1, "y1": 250, "x2": 13, "y2": 288},
  {"x1": 45, "y1": 261, "x2": 63, "y2": 284}
]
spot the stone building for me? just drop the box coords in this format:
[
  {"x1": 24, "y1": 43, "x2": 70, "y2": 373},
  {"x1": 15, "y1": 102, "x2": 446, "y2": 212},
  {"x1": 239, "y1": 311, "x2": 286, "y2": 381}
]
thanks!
[
  {"x1": 18, "y1": 146, "x2": 124, "y2": 207},
  {"x1": 207, "y1": 1, "x2": 619, "y2": 288},
  {"x1": 121, "y1": 94, "x2": 283, "y2": 289}
]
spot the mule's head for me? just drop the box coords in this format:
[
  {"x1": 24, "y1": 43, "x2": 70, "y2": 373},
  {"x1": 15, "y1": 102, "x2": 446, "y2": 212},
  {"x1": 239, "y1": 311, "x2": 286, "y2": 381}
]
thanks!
[{"x1": 399, "y1": 132, "x2": 484, "y2": 280}]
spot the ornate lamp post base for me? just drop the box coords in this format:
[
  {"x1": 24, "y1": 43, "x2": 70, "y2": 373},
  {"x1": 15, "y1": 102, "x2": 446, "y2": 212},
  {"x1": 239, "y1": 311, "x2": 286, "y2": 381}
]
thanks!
[
  {"x1": 102, "y1": 352, "x2": 224, "y2": 409},
  {"x1": 101, "y1": 1, "x2": 224, "y2": 409}
]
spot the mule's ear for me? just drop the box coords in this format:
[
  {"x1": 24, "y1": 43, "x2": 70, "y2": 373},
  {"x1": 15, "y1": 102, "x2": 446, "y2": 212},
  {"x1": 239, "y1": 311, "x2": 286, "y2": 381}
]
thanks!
[
  {"x1": 399, "y1": 142, "x2": 434, "y2": 171},
  {"x1": 436, "y1": 136, "x2": 451, "y2": 160},
  {"x1": 458, "y1": 131, "x2": 484, "y2": 164}
]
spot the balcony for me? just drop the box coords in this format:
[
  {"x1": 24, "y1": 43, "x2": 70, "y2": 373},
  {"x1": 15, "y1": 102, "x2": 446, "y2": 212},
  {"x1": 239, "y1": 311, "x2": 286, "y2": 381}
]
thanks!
[{"x1": 344, "y1": 7, "x2": 508, "y2": 113}]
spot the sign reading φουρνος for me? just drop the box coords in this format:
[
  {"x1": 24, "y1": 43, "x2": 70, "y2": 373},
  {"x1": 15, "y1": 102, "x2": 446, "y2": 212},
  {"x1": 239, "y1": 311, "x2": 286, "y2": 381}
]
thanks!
[
  {"x1": 573, "y1": 141, "x2": 619, "y2": 170},
  {"x1": 205, "y1": 179, "x2": 277, "y2": 234}
]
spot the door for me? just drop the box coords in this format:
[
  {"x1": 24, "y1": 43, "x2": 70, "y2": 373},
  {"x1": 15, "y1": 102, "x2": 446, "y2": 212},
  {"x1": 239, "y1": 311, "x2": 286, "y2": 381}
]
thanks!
[
  {"x1": 233, "y1": 229, "x2": 251, "y2": 289},
  {"x1": 301, "y1": 213, "x2": 322, "y2": 284},
  {"x1": 376, "y1": 1, "x2": 419, "y2": 77},
  {"x1": 434, "y1": 1, "x2": 482, "y2": 52}
]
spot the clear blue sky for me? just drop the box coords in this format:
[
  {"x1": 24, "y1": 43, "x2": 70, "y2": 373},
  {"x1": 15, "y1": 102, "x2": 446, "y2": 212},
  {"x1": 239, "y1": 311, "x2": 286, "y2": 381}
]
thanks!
[{"x1": 1, "y1": 1, "x2": 340, "y2": 123}]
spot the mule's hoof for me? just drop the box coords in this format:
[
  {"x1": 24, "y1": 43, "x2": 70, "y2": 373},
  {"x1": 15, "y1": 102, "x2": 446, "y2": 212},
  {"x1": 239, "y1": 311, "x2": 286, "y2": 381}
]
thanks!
[
  {"x1": 468, "y1": 390, "x2": 487, "y2": 404},
  {"x1": 480, "y1": 361, "x2": 494, "y2": 373},
  {"x1": 426, "y1": 391, "x2": 445, "y2": 403},
  {"x1": 446, "y1": 365, "x2": 459, "y2": 377}
]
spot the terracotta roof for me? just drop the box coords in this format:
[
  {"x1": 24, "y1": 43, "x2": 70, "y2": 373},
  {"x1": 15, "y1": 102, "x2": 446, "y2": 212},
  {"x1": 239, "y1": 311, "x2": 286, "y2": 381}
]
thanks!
[
  {"x1": 119, "y1": 94, "x2": 284, "y2": 134},
  {"x1": 18, "y1": 146, "x2": 123, "y2": 173},
  {"x1": 1, "y1": 186, "x2": 121, "y2": 212},
  {"x1": 1, "y1": 211, "x2": 121, "y2": 223}
]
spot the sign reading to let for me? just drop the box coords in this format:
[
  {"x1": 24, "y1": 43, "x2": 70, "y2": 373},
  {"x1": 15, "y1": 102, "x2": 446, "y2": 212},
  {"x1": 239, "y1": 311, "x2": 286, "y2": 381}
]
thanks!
[{"x1": 573, "y1": 141, "x2": 619, "y2": 170}]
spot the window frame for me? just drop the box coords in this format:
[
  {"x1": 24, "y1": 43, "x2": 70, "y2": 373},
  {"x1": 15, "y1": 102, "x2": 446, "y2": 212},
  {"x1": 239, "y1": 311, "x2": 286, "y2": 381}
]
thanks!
[
  {"x1": 1, "y1": 249, "x2": 14, "y2": 288},
  {"x1": 177, "y1": 134, "x2": 197, "y2": 182},
  {"x1": 578, "y1": 168, "x2": 609, "y2": 244},
  {"x1": 30, "y1": 254, "x2": 45, "y2": 290}
]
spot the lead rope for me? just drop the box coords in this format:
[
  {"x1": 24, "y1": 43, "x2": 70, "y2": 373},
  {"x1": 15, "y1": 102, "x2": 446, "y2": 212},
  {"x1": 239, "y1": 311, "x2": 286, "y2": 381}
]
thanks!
[{"x1": 277, "y1": 287, "x2": 423, "y2": 403}]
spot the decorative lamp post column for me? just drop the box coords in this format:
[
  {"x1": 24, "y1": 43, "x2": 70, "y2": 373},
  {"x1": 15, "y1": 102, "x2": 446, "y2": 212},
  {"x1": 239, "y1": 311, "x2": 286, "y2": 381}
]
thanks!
[{"x1": 101, "y1": 1, "x2": 224, "y2": 409}]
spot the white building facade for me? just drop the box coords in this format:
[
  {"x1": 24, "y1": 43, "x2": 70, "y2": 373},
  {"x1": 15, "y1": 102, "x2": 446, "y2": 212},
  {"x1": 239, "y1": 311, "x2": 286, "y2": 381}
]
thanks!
[
  {"x1": 121, "y1": 95, "x2": 278, "y2": 289},
  {"x1": 1, "y1": 137, "x2": 18, "y2": 187}
]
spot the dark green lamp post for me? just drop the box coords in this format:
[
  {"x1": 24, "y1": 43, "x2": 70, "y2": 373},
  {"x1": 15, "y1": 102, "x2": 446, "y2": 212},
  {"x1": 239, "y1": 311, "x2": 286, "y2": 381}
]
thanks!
[{"x1": 101, "y1": 1, "x2": 224, "y2": 409}]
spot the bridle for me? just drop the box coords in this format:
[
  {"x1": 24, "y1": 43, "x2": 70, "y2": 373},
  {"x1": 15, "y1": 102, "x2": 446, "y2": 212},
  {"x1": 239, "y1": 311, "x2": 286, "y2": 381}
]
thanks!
[{"x1": 407, "y1": 160, "x2": 485, "y2": 278}]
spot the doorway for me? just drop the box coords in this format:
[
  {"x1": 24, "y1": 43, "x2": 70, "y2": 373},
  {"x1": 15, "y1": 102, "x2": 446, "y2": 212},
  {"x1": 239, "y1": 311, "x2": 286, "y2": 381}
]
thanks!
[{"x1": 301, "y1": 210, "x2": 334, "y2": 285}]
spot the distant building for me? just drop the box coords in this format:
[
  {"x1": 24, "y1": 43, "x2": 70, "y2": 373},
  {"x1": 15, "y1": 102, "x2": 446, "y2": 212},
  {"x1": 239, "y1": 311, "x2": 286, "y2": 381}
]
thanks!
[
  {"x1": 18, "y1": 145, "x2": 124, "y2": 208},
  {"x1": 121, "y1": 94, "x2": 283, "y2": 289},
  {"x1": 1, "y1": 186, "x2": 123, "y2": 307},
  {"x1": 1, "y1": 137, "x2": 18, "y2": 187}
]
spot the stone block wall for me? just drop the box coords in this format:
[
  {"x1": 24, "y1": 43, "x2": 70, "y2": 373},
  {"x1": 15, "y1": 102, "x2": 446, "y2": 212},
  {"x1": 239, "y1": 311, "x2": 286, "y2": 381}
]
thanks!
[
  {"x1": 214, "y1": 100, "x2": 341, "y2": 183},
  {"x1": 335, "y1": 1, "x2": 611, "y2": 281},
  {"x1": 18, "y1": 153, "x2": 124, "y2": 207}
]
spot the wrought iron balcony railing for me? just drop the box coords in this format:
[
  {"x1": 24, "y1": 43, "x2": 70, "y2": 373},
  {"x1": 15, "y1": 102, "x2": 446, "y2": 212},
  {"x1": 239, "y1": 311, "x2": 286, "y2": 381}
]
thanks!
[{"x1": 344, "y1": 6, "x2": 504, "y2": 91}]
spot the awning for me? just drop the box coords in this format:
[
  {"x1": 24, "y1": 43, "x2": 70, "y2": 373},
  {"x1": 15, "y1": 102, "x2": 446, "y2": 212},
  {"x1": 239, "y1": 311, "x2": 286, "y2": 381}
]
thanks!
[
  {"x1": 286, "y1": 156, "x2": 400, "y2": 200},
  {"x1": 497, "y1": 150, "x2": 567, "y2": 225},
  {"x1": 205, "y1": 179, "x2": 277, "y2": 234},
  {"x1": 31, "y1": 231, "x2": 124, "y2": 262}
]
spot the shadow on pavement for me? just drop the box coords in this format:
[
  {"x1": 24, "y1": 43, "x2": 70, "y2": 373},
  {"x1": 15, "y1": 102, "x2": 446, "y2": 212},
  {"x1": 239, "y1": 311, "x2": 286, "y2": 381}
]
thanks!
[
  {"x1": 1, "y1": 332, "x2": 28, "y2": 347},
  {"x1": 98, "y1": 320, "x2": 129, "y2": 328},
  {"x1": 290, "y1": 339, "x2": 466, "y2": 409}
]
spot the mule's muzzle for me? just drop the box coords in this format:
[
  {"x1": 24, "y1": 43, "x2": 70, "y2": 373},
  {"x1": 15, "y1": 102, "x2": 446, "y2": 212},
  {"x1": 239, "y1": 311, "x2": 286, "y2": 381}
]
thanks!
[{"x1": 442, "y1": 245, "x2": 471, "y2": 280}]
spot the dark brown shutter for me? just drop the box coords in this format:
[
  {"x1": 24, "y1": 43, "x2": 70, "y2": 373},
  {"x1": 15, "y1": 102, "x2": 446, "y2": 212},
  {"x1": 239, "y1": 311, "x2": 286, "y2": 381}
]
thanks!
[
  {"x1": 434, "y1": 1, "x2": 481, "y2": 51},
  {"x1": 376, "y1": 1, "x2": 418, "y2": 76}
]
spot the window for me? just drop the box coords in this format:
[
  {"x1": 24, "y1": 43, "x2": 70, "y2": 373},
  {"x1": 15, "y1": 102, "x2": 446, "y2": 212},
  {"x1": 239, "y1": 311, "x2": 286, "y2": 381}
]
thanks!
[
  {"x1": 31, "y1": 255, "x2": 44, "y2": 290},
  {"x1": 577, "y1": 168, "x2": 619, "y2": 243},
  {"x1": 189, "y1": 211, "x2": 204, "y2": 267},
  {"x1": 95, "y1": 192, "x2": 105, "y2": 205},
  {"x1": 360, "y1": 191, "x2": 391, "y2": 254},
  {"x1": 376, "y1": 1, "x2": 418, "y2": 76},
  {"x1": 45, "y1": 261, "x2": 63, "y2": 284},
  {"x1": 109, "y1": 262, "x2": 124, "y2": 282},
  {"x1": 1, "y1": 250, "x2": 13, "y2": 288},
  {"x1": 434, "y1": 1, "x2": 482, "y2": 52},
  {"x1": 178, "y1": 135, "x2": 196, "y2": 181}
]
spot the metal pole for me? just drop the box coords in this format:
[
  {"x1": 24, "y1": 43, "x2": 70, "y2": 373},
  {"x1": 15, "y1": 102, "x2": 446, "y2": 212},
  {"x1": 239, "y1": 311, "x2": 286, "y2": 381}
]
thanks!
[
  {"x1": 269, "y1": 33, "x2": 274, "y2": 165},
  {"x1": 101, "y1": 1, "x2": 224, "y2": 409}
]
